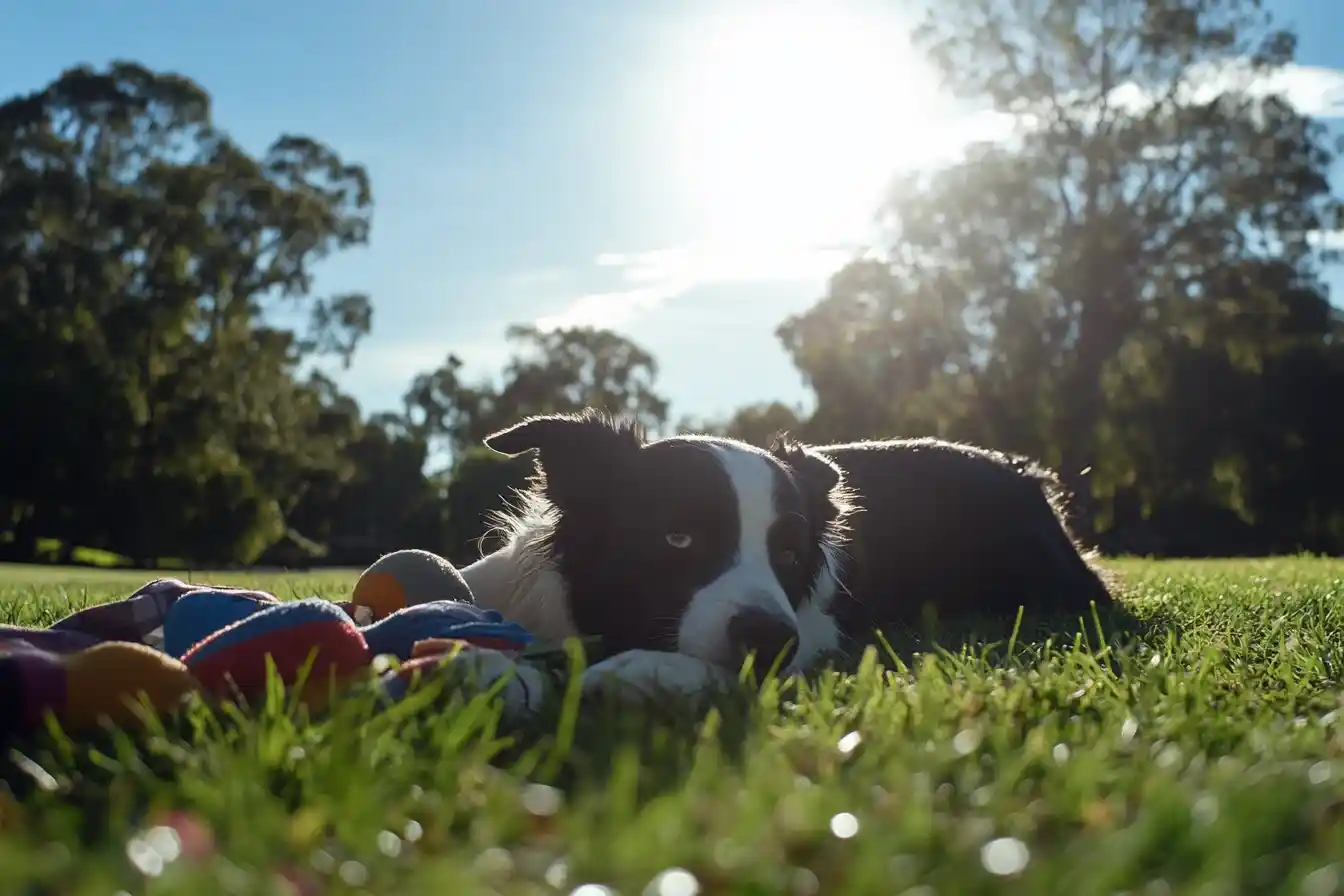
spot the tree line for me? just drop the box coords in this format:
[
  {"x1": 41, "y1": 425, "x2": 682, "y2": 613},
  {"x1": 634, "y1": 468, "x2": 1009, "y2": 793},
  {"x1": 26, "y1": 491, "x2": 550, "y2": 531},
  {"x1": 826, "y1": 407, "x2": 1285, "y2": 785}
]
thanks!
[{"x1": 2, "y1": 0, "x2": 1342, "y2": 569}]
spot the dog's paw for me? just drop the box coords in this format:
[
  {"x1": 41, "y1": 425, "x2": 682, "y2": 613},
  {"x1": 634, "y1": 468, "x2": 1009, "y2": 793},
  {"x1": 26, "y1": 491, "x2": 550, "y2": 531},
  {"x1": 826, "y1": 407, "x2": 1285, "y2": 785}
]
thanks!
[
  {"x1": 580, "y1": 650, "x2": 735, "y2": 702},
  {"x1": 442, "y1": 648, "x2": 549, "y2": 715}
]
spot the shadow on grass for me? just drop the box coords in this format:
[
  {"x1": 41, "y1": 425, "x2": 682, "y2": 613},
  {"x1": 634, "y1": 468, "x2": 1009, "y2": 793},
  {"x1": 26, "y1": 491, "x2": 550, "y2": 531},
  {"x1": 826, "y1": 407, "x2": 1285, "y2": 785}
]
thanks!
[{"x1": 840, "y1": 591, "x2": 1179, "y2": 679}]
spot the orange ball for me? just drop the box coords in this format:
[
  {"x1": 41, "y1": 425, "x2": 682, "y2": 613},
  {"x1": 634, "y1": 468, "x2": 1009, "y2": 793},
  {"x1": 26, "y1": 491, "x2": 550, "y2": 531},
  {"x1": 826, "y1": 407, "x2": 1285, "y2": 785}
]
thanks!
[
  {"x1": 351, "y1": 550, "x2": 473, "y2": 621},
  {"x1": 350, "y1": 571, "x2": 407, "y2": 621}
]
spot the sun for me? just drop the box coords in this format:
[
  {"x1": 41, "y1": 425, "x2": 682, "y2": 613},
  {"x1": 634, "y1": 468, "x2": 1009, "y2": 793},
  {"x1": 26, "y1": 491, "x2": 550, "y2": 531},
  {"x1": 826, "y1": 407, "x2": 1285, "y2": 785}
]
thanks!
[{"x1": 665, "y1": 5, "x2": 954, "y2": 252}]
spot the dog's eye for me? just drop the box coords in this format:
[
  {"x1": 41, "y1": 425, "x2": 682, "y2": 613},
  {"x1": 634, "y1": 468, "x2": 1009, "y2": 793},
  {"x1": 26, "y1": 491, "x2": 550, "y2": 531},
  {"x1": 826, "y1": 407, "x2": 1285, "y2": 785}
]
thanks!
[
  {"x1": 665, "y1": 532, "x2": 693, "y2": 549},
  {"x1": 775, "y1": 548, "x2": 799, "y2": 567}
]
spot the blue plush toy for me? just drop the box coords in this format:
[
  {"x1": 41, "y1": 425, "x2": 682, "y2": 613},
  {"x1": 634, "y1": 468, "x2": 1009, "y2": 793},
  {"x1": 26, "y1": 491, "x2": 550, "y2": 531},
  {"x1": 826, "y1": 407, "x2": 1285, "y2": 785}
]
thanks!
[
  {"x1": 162, "y1": 593, "x2": 534, "y2": 664},
  {"x1": 163, "y1": 590, "x2": 273, "y2": 659},
  {"x1": 360, "y1": 601, "x2": 534, "y2": 659}
]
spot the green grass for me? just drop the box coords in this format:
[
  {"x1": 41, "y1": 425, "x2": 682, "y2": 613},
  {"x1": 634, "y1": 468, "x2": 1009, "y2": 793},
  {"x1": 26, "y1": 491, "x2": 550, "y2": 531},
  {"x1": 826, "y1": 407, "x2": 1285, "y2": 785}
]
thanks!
[{"x1": 1, "y1": 558, "x2": 1342, "y2": 895}]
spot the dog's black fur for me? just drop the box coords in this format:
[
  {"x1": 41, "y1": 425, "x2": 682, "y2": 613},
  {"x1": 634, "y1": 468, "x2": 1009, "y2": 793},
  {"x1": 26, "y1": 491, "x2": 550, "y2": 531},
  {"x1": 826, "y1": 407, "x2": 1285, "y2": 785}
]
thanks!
[
  {"x1": 797, "y1": 434, "x2": 1113, "y2": 638},
  {"x1": 464, "y1": 410, "x2": 1114, "y2": 679}
]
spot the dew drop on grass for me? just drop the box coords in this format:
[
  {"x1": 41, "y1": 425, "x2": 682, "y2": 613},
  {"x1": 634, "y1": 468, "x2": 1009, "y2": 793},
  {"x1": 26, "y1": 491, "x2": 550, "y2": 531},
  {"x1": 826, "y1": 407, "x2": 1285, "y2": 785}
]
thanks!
[
  {"x1": 830, "y1": 812, "x2": 860, "y2": 839},
  {"x1": 837, "y1": 731, "x2": 862, "y2": 755},
  {"x1": 546, "y1": 859, "x2": 570, "y2": 889},
  {"x1": 126, "y1": 825, "x2": 182, "y2": 877},
  {"x1": 338, "y1": 860, "x2": 369, "y2": 887},
  {"x1": 646, "y1": 867, "x2": 700, "y2": 896},
  {"x1": 571, "y1": 885, "x2": 616, "y2": 896},
  {"x1": 143, "y1": 826, "x2": 182, "y2": 864},
  {"x1": 1301, "y1": 864, "x2": 1340, "y2": 896},
  {"x1": 953, "y1": 728, "x2": 983, "y2": 756},
  {"x1": 309, "y1": 849, "x2": 336, "y2": 873},
  {"x1": 1192, "y1": 794, "x2": 1219, "y2": 827},
  {"x1": 474, "y1": 847, "x2": 515, "y2": 878},
  {"x1": 403, "y1": 819, "x2": 423, "y2": 842},
  {"x1": 522, "y1": 782, "x2": 563, "y2": 817},
  {"x1": 376, "y1": 830, "x2": 402, "y2": 858},
  {"x1": 980, "y1": 837, "x2": 1030, "y2": 876},
  {"x1": 125, "y1": 837, "x2": 163, "y2": 877},
  {"x1": 1156, "y1": 743, "x2": 1183, "y2": 769}
]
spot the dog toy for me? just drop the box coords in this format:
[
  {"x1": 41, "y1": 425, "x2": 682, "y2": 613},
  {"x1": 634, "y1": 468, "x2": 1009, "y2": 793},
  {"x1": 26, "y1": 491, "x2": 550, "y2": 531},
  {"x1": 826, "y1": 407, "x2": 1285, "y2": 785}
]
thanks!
[
  {"x1": 49, "y1": 578, "x2": 278, "y2": 651},
  {"x1": 351, "y1": 549, "x2": 475, "y2": 621},
  {"x1": 182, "y1": 598, "x2": 372, "y2": 711},
  {"x1": 360, "y1": 601, "x2": 533, "y2": 659},
  {"x1": 0, "y1": 641, "x2": 200, "y2": 736},
  {"x1": 0, "y1": 558, "x2": 542, "y2": 739},
  {"x1": 162, "y1": 589, "x2": 278, "y2": 659},
  {"x1": 175, "y1": 594, "x2": 533, "y2": 709}
]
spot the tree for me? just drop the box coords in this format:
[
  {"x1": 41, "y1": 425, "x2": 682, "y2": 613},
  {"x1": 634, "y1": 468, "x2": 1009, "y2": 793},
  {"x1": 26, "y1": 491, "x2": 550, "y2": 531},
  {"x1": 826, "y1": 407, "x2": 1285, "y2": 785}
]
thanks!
[
  {"x1": 404, "y1": 324, "x2": 671, "y2": 460},
  {"x1": 778, "y1": 0, "x2": 1342, "y2": 543},
  {"x1": 0, "y1": 61, "x2": 375, "y2": 564},
  {"x1": 440, "y1": 446, "x2": 536, "y2": 566},
  {"x1": 1095, "y1": 259, "x2": 1344, "y2": 553},
  {"x1": 680, "y1": 401, "x2": 811, "y2": 448},
  {"x1": 282, "y1": 413, "x2": 451, "y2": 566}
]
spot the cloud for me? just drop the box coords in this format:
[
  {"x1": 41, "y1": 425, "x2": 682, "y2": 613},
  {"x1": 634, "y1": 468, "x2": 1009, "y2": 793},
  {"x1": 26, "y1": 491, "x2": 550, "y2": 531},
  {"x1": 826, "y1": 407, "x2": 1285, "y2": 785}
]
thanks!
[
  {"x1": 1309, "y1": 230, "x2": 1344, "y2": 254},
  {"x1": 534, "y1": 285, "x2": 685, "y2": 331},
  {"x1": 1177, "y1": 62, "x2": 1343, "y2": 116},
  {"x1": 336, "y1": 338, "x2": 513, "y2": 389},
  {"x1": 535, "y1": 62, "x2": 1344, "y2": 332},
  {"x1": 534, "y1": 241, "x2": 857, "y2": 330}
]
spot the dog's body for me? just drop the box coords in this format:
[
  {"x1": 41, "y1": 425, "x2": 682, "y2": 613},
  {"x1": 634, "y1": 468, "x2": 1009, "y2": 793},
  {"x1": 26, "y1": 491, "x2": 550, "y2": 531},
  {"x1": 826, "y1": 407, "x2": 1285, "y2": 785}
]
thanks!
[{"x1": 458, "y1": 411, "x2": 1112, "y2": 706}]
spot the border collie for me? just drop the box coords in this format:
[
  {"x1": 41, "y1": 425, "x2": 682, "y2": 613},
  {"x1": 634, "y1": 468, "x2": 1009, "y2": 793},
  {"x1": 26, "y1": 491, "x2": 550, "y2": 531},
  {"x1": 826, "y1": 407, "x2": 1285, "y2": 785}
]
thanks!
[{"x1": 458, "y1": 410, "x2": 1113, "y2": 709}]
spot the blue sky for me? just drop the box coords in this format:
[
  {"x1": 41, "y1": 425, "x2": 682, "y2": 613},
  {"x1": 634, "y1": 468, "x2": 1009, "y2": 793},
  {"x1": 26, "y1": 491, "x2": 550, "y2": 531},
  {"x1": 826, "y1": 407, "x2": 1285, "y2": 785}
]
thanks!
[{"x1": 4, "y1": 0, "x2": 1342, "y2": 424}]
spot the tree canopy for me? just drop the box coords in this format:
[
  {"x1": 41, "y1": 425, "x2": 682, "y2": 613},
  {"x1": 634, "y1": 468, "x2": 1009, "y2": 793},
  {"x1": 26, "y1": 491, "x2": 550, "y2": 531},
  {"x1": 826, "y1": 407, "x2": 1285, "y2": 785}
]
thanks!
[
  {"x1": 778, "y1": 0, "x2": 1343, "y2": 550},
  {"x1": 3, "y1": 0, "x2": 1342, "y2": 570}
]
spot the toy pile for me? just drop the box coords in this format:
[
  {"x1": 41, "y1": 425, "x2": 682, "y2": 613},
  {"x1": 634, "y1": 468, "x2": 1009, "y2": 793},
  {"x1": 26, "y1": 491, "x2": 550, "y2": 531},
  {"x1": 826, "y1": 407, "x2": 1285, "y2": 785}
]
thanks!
[{"x1": 0, "y1": 550, "x2": 547, "y2": 739}]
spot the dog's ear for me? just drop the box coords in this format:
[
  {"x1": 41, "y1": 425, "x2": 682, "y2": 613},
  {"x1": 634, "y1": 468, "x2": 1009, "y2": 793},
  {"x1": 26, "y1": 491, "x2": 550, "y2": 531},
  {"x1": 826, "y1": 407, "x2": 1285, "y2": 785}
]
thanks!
[
  {"x1": 769, "y1": 431, "x2": 848, "y2": 534},
  {"x1": 484, "y1": 410, "x2": 645, "y2": 511},
  {"x1": 768, "y1": 431, "x2": 841, "y2": 494}
]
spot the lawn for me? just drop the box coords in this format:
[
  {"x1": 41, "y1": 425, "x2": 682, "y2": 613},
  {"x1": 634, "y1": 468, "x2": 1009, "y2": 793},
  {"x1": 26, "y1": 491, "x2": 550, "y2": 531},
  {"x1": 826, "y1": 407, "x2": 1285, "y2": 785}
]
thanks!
[{"x1": 1, "y1": 557, "x2": 1342, "y2": 895}]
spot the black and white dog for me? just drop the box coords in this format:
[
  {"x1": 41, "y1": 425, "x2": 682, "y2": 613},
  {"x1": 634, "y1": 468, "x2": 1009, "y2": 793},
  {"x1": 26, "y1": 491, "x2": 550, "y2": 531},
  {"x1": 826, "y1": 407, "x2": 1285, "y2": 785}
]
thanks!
[{"x1": 458, "y1": 410, "x2": 1113, "y2": 709}]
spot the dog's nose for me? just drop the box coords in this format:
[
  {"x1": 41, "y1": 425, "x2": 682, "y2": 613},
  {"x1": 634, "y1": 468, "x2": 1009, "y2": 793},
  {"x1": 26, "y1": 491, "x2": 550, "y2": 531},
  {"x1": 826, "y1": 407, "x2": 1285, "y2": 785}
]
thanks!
[{"x1": 727, "y1": 608, "x2": 799, "y2": 672}]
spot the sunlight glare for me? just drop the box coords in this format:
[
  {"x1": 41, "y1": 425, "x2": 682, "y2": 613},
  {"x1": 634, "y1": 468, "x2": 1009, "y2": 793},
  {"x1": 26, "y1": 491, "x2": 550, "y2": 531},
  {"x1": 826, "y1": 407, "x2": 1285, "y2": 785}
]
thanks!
[{"x1": 667, "y1": 5, "x2": 955, "y2": 251}]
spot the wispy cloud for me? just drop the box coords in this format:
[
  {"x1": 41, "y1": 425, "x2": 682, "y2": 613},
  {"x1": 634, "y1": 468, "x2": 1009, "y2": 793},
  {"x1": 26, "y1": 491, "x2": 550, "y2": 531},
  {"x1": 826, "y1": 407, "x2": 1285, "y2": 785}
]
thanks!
[
  {"x1": 532, "y1": 62, "x2": 1344, "y2": 333},
  {"x1": 339, "y1": 339, "x2": 513, "y2": 389},
  {"x1": 534, "y1": 242, "x2": 857, "y2": 330},
  {"x1": 1309, "y1": 229, "x2": 1344, "y2": 255}
]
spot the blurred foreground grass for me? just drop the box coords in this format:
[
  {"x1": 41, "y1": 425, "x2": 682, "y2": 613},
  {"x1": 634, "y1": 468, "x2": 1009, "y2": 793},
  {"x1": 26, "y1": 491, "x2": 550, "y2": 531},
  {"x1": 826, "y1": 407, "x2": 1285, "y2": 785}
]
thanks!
[{"x1": 0, "y1": 557, "x2": 1341, "y2": 895}]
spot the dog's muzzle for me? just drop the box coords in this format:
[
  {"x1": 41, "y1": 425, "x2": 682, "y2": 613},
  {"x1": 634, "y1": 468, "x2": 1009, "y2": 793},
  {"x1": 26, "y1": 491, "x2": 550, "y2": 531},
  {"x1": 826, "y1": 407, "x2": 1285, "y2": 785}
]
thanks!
[{"x1": 727, "y1": 606, "x2": 798, "y2": 673}]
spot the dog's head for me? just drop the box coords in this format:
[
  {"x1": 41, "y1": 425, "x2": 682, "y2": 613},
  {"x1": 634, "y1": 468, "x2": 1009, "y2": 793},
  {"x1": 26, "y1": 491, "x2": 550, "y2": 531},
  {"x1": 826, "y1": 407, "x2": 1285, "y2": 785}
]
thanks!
[{"x1": 484, "y1": 409, "x2": 853, "y2": 671}]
